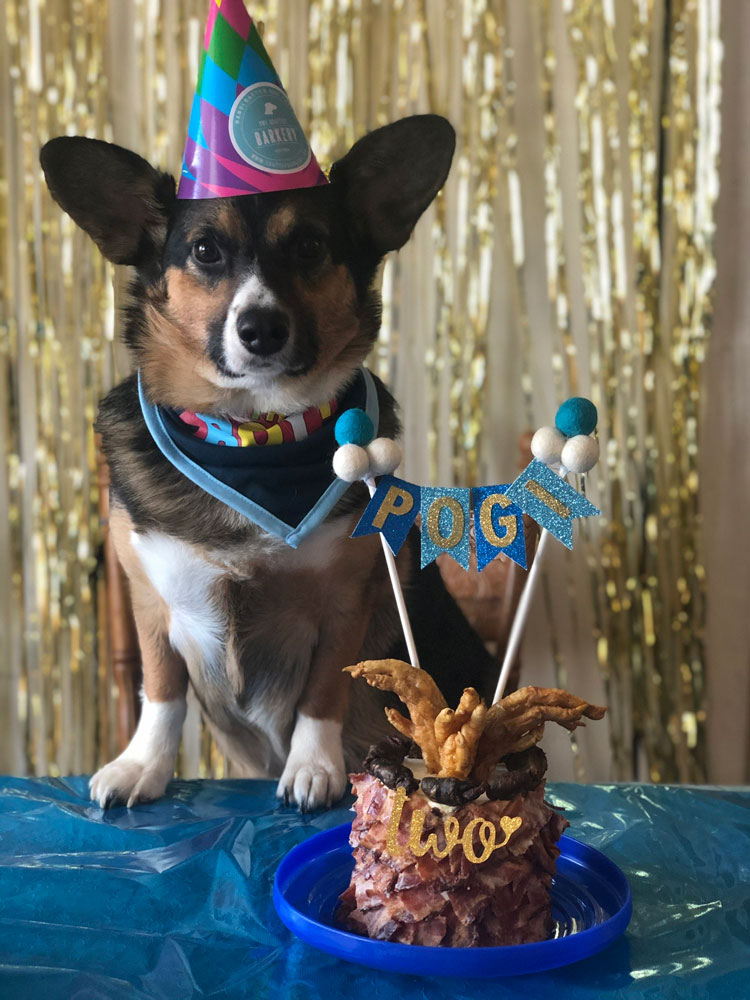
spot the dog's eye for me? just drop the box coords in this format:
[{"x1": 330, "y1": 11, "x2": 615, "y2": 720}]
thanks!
[
  {"x1": 192, "y1": 238, "x2": 222, "y2": 265},
  {"x1": 294, "y1": 234, "x2": 326, "y2": 263}
]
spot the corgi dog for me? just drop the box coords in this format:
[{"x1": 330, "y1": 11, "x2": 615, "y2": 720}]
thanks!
[{"x1": 40, "y1": 115, "x2": 499, "y2": 811}]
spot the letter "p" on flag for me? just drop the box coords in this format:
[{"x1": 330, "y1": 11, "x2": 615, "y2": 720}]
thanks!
[{"x1": 351, "y1": 476, "x2": 421, "y2": 556}]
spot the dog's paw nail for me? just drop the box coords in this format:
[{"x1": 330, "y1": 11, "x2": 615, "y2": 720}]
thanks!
[{"x1": 276, "y1": 782, "x2": 291, "y2": 807}]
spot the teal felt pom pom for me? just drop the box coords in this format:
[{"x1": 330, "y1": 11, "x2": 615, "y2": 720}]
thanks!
[
  {"x1": 335, "y1": 408, "x2": 375, "y2": 446},
  {"x1": 555, "y1": 397, "x2": 598, "y2": 437}
]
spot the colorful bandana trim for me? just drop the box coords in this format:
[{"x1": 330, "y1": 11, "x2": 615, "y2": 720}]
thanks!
[
  {"x1": 138, "y1": 367, "x2": 379, "y2": 548},
  {"x1": 176, "y1": 399, "x2": 338, "y2": 447},
  {"x1": 178, "y1": 0, "x2": 328, "y2": 199}
]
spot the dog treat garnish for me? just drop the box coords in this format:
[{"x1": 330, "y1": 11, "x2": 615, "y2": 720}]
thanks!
[{"x1": 343, "y1": 659, "x2": 605, "y2": 802}]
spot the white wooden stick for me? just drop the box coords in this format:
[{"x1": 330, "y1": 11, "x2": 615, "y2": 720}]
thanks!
[
  {"x1": 492, "y1": 528, "x2": 550, "y2": 704},
  {"x1": 492, "y1": 464, "x2": 568, "y2": 704},
  {"x1": 365, "y1": 476, "x2": 421, "y2": 669}
]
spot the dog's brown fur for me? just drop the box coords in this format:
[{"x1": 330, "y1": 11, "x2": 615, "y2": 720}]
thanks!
[{"x1": 109, "y1": 506, "x2": 188, "y2": 704}]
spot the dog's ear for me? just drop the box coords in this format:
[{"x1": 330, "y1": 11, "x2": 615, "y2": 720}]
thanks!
[
  {"x1": 40, "y1": 136, "x2": 176, "y2": 266},
  {"x1": 329, "y1": 114, "x2": 455, "y2": 255}
]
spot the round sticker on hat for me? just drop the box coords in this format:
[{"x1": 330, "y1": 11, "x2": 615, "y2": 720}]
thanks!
[{"x1": 229, "y1": 82, "x2": 312, "y2": 175}]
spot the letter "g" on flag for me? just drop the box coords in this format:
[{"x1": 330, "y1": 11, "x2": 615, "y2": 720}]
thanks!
[{"x1": 471, "y1": 485, "x2": 527, "y2": 571}]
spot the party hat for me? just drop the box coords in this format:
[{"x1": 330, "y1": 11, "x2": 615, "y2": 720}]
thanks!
[{"x1": 178, "y1": 0, "x2": 328, "y2": 199}]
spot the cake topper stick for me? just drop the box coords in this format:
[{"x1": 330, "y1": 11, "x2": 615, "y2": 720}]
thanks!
[
  {"x1": 333, "y1": 410, "x2": 421, "y2": 669},
  {"x1": 492, "y1": 508, "x2": 554, "y2": 704},
  {"x1": 364, "y1": 475, "x2": 421, "y2": 669},
  {"x1": 493, "y1": 398, "x2": 600, "y2": 704}
]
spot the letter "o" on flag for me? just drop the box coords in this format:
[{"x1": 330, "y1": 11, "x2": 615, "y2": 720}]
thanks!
[
  {"x1": 420, "y1": 487, "x2": 471, "y2": 568},
  {"x1": 426, "y1": 496, "x2": 465, "y2": 549}
]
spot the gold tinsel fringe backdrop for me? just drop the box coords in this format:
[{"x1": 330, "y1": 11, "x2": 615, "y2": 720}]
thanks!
[{"x1": 0, "y1": 0, "x2": 722, "y2": 783}]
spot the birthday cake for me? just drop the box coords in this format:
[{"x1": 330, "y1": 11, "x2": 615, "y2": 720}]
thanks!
[{"x1": 336, "y1": 660, "x2": 605, "y2": 947}]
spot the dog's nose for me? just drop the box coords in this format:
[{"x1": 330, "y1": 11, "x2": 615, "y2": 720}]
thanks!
[{"x1": 236, "y1": 308, "x2": 289, "y2": 357}]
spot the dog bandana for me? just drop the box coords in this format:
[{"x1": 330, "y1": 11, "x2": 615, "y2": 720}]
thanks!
[
  {"x1": 176, "y1": 400, "x2": 339, "y2": 447},
  {"x1": 138, "y1": 366, "x2": 379, "y2": 548}
]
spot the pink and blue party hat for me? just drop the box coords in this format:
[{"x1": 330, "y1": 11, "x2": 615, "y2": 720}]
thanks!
[{"x1": 178, "y1": 0, "x2": 328, "y2": 199}]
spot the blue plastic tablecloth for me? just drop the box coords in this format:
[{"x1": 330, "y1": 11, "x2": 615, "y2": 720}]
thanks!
[{"x1": 0, "y1": 777, "x2": 748, "y2": 999}]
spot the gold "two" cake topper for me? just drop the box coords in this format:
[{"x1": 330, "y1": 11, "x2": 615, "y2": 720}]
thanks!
[{"x1": 384, "y1": 787, "x2": 523, "y2": 865}]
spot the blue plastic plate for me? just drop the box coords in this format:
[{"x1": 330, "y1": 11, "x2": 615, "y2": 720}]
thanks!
[{"x1": 273, "y1": 822, "x2": 632, "y2": 978}]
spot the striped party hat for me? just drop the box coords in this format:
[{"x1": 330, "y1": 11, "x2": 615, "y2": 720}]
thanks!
[{"x1": 178, "y1": 0, "x2": 328, "y2": 199}]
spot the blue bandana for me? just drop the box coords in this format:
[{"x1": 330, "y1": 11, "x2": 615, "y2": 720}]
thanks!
[{"x1": 138, "y1": 366, "x2": 379, "y2": 548}]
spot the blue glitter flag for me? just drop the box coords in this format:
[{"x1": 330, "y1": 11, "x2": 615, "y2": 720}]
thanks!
[
  {"x1": 471, "y1": 485, "x2": 527, "y2": 571},
  {"x1": 351, "y1": 475, "x2": 420, "y2": 556},
  {"x1": 505, "y1": 459, "x2": 600, "y2": 550},
  {"x1": 420, "y1": 487, "x2": 471, "y2": 569}
]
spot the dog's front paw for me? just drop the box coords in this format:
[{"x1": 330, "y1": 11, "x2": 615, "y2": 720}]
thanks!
[
  {"x1": 276, "y1": 756, "x2": 347, "y2": 812},
  {"x1": 89, "y1": 756, "x2": 172, "y2": 809},
  {"x1": 277, "y1": 716, "x2": 347, "y2": 811}
]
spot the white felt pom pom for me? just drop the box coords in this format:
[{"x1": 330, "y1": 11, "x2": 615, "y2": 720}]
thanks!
[
  {"x1": 531, "y1": 426, "x2": 566, "y2": 467},
  {"x1": 366, "y1": 437, "x2": 402, "y2": 476},
  {"x1": 560, "y1": 434, "x2": 600, "y2": 474},
  {"x1": 333, "y1": 443, "x2": 371, "y2": 482}
]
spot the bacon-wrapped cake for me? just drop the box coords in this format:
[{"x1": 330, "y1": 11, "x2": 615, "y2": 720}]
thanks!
[{"x1": 336, "y1": 659, "x2": 606, "y2": 947}]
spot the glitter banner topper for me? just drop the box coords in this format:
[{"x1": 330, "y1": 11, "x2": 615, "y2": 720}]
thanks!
[
  {"x1": 350, "y1": 472, "x2": 597, "y2": 571},
  {"x1": 352, "y1": 476, "x2": 529, "y2": 570}
]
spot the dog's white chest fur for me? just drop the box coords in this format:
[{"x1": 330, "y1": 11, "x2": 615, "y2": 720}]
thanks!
[{"x1": 131, "y1": 531, "x2": 226, "y2": 678}]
